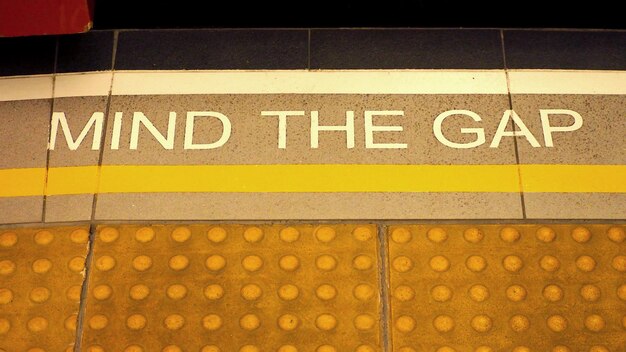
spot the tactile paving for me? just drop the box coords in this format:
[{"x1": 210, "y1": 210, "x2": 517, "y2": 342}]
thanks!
[
  {"x1": 0, "y1": 226, "x2": 89, "y2": 352},
  {"x1": 387, "y1": 224, "x2": 626, "y2": 352},
  {"x1": 81, "y1": 224, "x2": 381, "y2": 352}
]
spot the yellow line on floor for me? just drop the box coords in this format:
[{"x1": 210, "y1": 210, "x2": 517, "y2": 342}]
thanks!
[
  {"x1": 519, "y1": 164, "x2": 626, "y2": 193},
  {"x1": 1, "y1": 164, "x2": 625, "y2": 197},
  {"x1": 47, "y1": 165, "x2": 100, "y2": 195},
  {"x1": 97, "y1": 164, "x2": 520, "y2": 194},
  {"x1": 0, "y1": 167, "x2": 46, "y2": 197}
]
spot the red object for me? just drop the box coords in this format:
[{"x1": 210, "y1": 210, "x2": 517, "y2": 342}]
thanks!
[{"x1": 0, "y1": 0, "x2": 93, "y2": 37}]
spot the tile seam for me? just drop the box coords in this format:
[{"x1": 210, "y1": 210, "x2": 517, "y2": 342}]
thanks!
[
  {"x1": 73, "y1": 223, "x2": 97, "y2": 351},
  {"x1": 41, "y1": 37, "x2": 60, "y2": 223},
  {"x1": 377, "y1": 223, "x2": 391, "y2": 352},
  {"x1": 500, "y1": 29, "x2": 527, "y2": 219},
  {"x1": 2, "y1": 219, "x2": 626, "y2": 229},
  {"x1": 90, "y1": 30, "x2": 119, "y2": 222}
]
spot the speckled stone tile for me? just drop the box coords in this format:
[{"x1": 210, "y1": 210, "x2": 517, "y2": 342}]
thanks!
[
  {"x1": 509, "y1": 95, "x2": 624, "y2": 165},
  {"x1": 523, "y1": 193, "x2": 626, "y2": 219},
  {"x1": 510, "y1": 94, "x2": 626, "y2": 219},
  {"x1": 0, "y1": 77, "x2": 52, "y2": 223},
  {"x1": 94, "y1": 192, "x2": 522, "y2": 220},
  {"x1": 95, "y1": 92, "x2": 522, "y2": 220},
  {"x1": 101, "y1": 94, "x2": 515, "y2": 165},
  {"x1": 45, "y1": 73, "x2": 113, "y2": 222}
]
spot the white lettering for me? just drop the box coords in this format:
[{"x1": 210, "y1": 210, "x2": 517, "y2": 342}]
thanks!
[
  {"x1": 310, "y1": 110, "x2": 355, "y2": 148},
  {"x1": 490, "y1": 110, "x2": 540, "y2": 148},
  {"x1": 111, "y1": 112, "x2": 123, "y2": 150},
  {"x1": 540, "y1": 109, "x2": 583, "y2": 147},
  {"x1": 364, "y1": 110, "x2": 407, "y2": 149},
  {"x1": 261, "y1": 111, "x2": 305, "y2": 149},
  {"x1": 49, "y1": 112, "x2": 103, "y2": 150},
  {"x1": 130, "y1": 112, "x2": 176, "y2": 150},
  {"x1": 184, "y1": 111, "x2": 231, "y2": 149},
  {"x1": 433, "y1": 110, "x2": 486, "y2": 149}
]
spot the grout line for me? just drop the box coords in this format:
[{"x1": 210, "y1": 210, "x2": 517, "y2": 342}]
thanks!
[
  {"x1": 500, "y1": 29, "x2": 527, "y2": 219},
  {"x1": 111, "y1": 30, "x2": 120, "y2": 71},
  {"x1": 73, "y1": 223, "x2": 97, "y2": 352},
  {"x1": 377, "y1": 223, "x2": 391, "y2": 352},
  {"x1": 90, "y1": 30, "x2": 119, "y2": 222},
  {"x1": 41, "y1": 38, "x2": 60, "y2": 223},
  {"x1": 1, "y1": 218, "x2": 625, "y2": 230}
]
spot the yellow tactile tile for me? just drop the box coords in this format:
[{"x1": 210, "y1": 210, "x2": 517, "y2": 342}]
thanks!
[
  {"x1": 387, "y1": 224, "x2": 626, "y2": 352},
  {"x1": 82, "y1": 224, "x2": 381, "y2": 351},
  {"x1": 0, "y1": 226, "x2": 89, "y2": 352}
]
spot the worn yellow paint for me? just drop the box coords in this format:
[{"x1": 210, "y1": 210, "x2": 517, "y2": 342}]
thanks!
[{"x1": 1, "y1": 164, "x2": 625, "y2": 197}]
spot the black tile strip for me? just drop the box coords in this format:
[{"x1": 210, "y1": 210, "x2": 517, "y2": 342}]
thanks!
[
  {"x1": 310, "y1": 29, "x2": 505, "y2": 69},
  {"x1": 2, "y1": 29, "x2": 625, "y2": 76},
  {"x1": 503, "y1": 30, "x2": 626, "y2": 70},
  {"x1": 56, "y1": 30, "x2": 115, "y2": 73},
  {"x1": 0, "y1": 35, "x2": 57, "y2": 76},
  {"x1": 114, "y1": 29, "x2": 308, "y2": 70}
]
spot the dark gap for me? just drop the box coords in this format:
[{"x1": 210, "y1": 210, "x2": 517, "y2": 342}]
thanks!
[{"x1": 92, "y1": 1, "x2": 626, "y2": 30}]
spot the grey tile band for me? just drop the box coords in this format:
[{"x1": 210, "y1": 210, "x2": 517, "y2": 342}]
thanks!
[{"x1": 94, "y1": 192, "x2": 524, "y2": 220}]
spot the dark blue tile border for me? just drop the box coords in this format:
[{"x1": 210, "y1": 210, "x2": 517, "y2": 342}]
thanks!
[
  {"x1": 56, "y1": 31, "x2": 115, "y2": 73},
  {"x1": 0, "y1": 36, "x2": 57, "y2": 76},
  {"x1": 504, "y1": 30, "x2": 626, "y2": 70},
  {"x1": 310, "y1": 29, "x2": 505, "y2": 69},
  {"x1": 114, "y1": 29, "x2": 308, "y2": 70},
  {"x1": 1, "y1": 29, "x2": 626, "y2": 76}
]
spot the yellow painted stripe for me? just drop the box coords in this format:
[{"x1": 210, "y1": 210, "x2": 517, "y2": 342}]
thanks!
[
  {"x1": 0, "y1": 168, "x2": 46, "y2": 197},
  {"x1": 98, "y1": 165, "x2": 520, "y2": 193},
  {"x1": 1, "y1": 164, "x2": 625, "y2": 197},
  {"x1": 46, "y1": 166, "x2": 100, "y2": 195},
  {"x1": 520, "y1": 164, "x2": 626, "y2": 193}
]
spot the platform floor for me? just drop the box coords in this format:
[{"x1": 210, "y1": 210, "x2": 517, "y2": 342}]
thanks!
[{"x1": 1, "y1": 28, "x2": 625, "y2": 352}]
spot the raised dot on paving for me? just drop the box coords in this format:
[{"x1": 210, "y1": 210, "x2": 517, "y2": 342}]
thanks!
[
  {"x1": 241, "y1": 283, "x2": 263, "y2": 301},
  {"x1": 82, "y1": 224, "x2": 381, "y2": 351},
  {"x1": 0, "y1": 227, "x2": 88, "y2": 351},
  {"x1": 536, "y1": 226, "x2": 556, "y2": 242},
  {"x1": 316, "y1": 284, "x2": 337, "y2": 300},
  {"x1": 506, "y1": 285, "x2": 527, "y2": 302},
  {"x1": 503, "y1": 255, "x2": 524, "y2": 272},
  {"x1": 278, "y1": 283, "x2": 299, "y2": 301},
  {"x1": 387, "y1": 224, "x2": 625, "y2": 351},
  {"x1": 463, "y1": 227, "x2": 483, "y2": 243}
]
